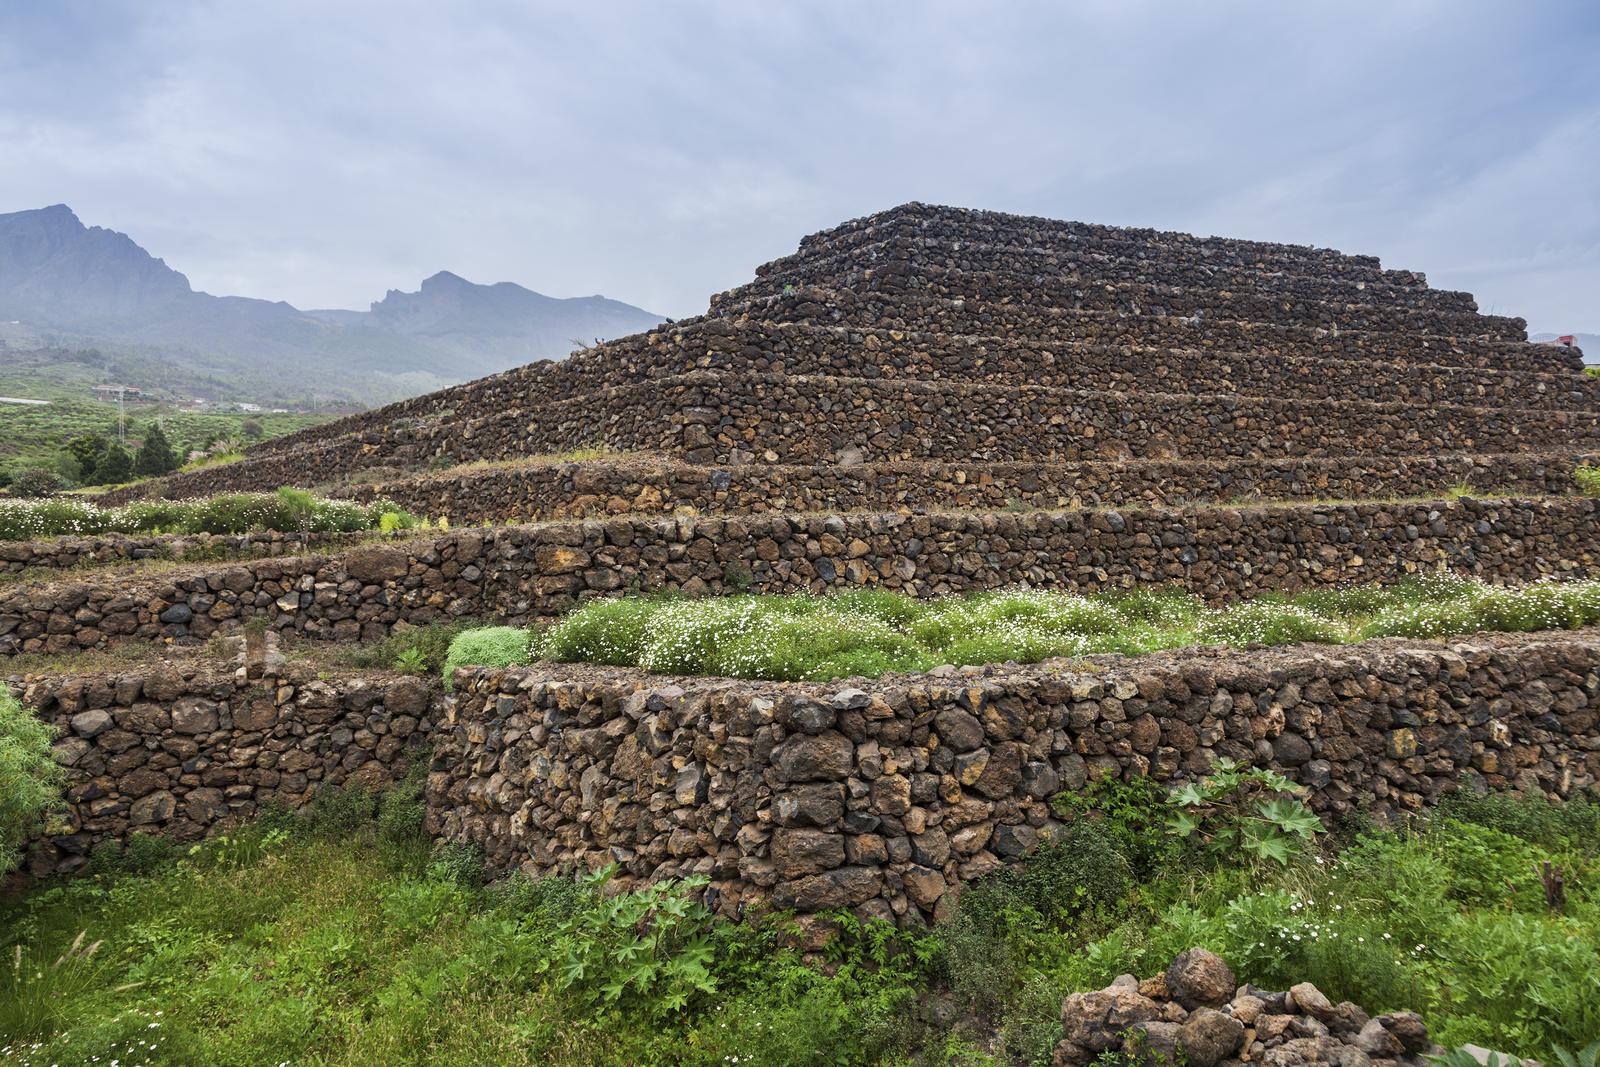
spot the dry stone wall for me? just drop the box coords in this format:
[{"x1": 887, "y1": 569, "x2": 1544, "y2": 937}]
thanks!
[
  {"x1": 339, "y1": 453, "x2": 1599, "y2": 527},
  {"x1": 736, "y1": 233, "x2": 1480, "y2": 311},
  {"x1": 0, "y1": 529, "x2": 380, "y2": 577},
  {"x1": 736, "y1": 287, "x2": 1556, "y2": 373},
  {"x1": 110, "y1": 201, "x2": 1591, "y2": 517},
  {"x1": 7, "y1": 497, "x2": 1596, "y2": 656},
  {"x1": 424, "y1": 629, "x2": 1600, "y2": 923},
  {"x1": 782, "y1": 204, "x2": 1410, "y2": 283},
  {"x1": 12, "y1": 666, "x2": 441, "y2": 877},
  {"x1": 720, "y1": 263, "x2": 1513, "y2": 340},
  {"x1": 108, "y1": 370, "x2": 1600, "y2": 497}
]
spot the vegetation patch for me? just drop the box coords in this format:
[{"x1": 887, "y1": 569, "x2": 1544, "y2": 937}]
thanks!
[
  {"x1": 1578, "y1": 464, "x2": 1600, "y2": 497},
  {"x1": 1, "y1": 773, "x2": 1595, "y2": 1064},
  {"x1": 444, "y1": 575, "x2": 1600, "y2": 683},
  {"x1": 0, "y1": 487, "x2": 418, "y2": 541},
  {"x1": 0, "y1": 689, "x2": 63, "y2": 874}
]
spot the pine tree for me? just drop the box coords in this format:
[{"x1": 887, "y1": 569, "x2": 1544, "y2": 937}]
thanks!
[
  {"x1": 133, "y1": 422, "x2": 178, "y2": 477},
  {"x1": 90, "y1": 443, "x2": 133, "y2": 485}
]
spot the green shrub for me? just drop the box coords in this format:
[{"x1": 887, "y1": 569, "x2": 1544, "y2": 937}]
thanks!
[
  {"x1": 116, "y1": 498, "x2": 190, "y2": 532},
  {"x1": 1358, "y1": 599, "x2": 1485, "y2": 640},
  {"x1": 1054, "y1": 772, "x2": 1177, "y2": 879},
  {"x1": 441, "y1": 626, "x2": 535, "y2": 687},
  {"x1": 1090, "y1": 585, "x2": 1205, "y2": 625},
  {"x1": 1, "y1": 689, "x2": 63, "y2": 873},
  {"x1": 1435, "y1": 788, "x2": 1600, "y2": 850},
  {"x1": 391, "y1": 647, "x2": 428, "y2": 674},
  {"x1": 1577, "y1": 465, "x2": 1600, "y2": 496},
  {"x1": 305, "y1": 782, "x2": 379, "y2": 837},
  {"x1": 426, "y1": 839, "x2": 486, "y2": 889},
  {"x1": 9, "y1": 468, "x2": 62, "y2": 498},
  {"x1": 0, "y1": 489, "x2": 399, "y2": 540},
  {"x1": 376, "y1": 765, "x2": 429, "y2": 854},
  {"x1": 827, "y1": 587, "x2": 927, "y2": 627},
  {"x1": 637, "y1": 599, "x2": 769, "y2": 675},
  {"x1": 542, "y1": 598, "x2": 664, "y2": 665}
]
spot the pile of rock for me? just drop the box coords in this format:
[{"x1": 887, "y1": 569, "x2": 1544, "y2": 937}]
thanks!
[{"x1": 1053, "y1": 949, "x2": 1437, "y2": 1067}]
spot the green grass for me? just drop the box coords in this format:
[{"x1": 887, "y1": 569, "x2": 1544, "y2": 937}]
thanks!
[
  {"x1": 448, "y1": 574, "x2": 1600, "y2": 683},
  {"x1": 2, "y1": 780, "x2": 1595, "y2": 1065}
]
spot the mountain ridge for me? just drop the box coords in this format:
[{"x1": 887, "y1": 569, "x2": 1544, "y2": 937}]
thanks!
[{"x1": 0, "y1": 205, "x2": 664, "y2": 404}]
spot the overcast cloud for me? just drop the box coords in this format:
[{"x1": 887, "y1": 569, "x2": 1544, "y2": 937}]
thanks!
[{"x1": 1, "y1": 0, "x2": 1596, "y2": 330}]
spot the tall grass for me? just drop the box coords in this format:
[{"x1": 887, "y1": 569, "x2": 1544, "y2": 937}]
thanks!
[{"x1": 449, "y1": 575, "x2": 1600, "y2": 683}]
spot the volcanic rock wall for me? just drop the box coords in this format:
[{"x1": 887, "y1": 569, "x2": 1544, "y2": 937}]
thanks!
[
  {"x1": 14, "y1": 667, "x2": 441, "y2": 877},
  {"x1": 425, "y1": 630, "x2": 1600, "y2": 923},
  {"x1": 6, "y1": 497, "x2": 1598, "y2": 656}
]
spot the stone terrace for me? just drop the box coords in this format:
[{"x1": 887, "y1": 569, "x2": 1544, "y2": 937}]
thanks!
[{"x1": 13, "y1": 203, "x2": 1600, "y2": 913}]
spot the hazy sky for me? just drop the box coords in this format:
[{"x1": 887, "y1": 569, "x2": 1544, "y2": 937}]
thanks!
[{"x1": 2, "y1": 1, "x2": 1597, "y2": 330}]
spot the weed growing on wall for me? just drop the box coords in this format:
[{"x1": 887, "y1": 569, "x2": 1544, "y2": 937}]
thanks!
[{"x1": 1578, "y1": 464, "x2": 1600, "y2": 496}]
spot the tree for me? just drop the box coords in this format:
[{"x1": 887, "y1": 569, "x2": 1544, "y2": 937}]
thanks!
[
  {"x1": 241, "y1": 418, "x2": 264, "y2": 440},
  {"x1": 66, "y1": 433, "x2": 109, "y2": 482},
  {"x1": 133, "y1": 422, "x2": 178, "y2": 477},
  {"x1": 90, "y1": 443, "x2": 133, "y2": 485}
]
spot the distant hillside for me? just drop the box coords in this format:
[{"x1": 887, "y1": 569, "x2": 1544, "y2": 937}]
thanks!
[{"x1": 0, "y1": 205, "x2": 664, "y2": 405}]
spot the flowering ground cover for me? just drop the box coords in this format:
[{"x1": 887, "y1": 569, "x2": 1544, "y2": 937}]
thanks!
[
  {"x1": 0, "y1": 489, "x2": 415, "y2": 541},
  {"x1": 428, "y1": 575, "x2": 1600, "y2": 684}
]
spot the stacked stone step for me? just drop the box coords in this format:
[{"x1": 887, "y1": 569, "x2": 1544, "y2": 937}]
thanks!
[
  {"x1": 333, "y1": 452, "x2": 1599, "y2": 528},
  {"x1": 105, "y1": 368, "x2": 1600, "y2": 499}
]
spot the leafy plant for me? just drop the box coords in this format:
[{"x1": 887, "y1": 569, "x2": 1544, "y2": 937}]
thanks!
[
  {"x1": 343, "y1": 618, "x2": 480, "y2": 675},
  {"x1": 1554, "y1": 1042, "x2": 1600, "y2": 1067},
  {"x1": 1166, "y1": 758, "x2": 1324, "y2": 864},
  {"x1": 537, "y1": 864, "x2": 717, "y2": 1016},
  {"x1": 391, "y1": 647, "x2": 428, "y2": 675}
]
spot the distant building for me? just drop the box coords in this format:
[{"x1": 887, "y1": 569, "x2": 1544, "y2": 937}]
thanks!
[
  {"x1": 93, "y1": 384, "x2": 145, "y2": 402},
  {"x1": 236, "y1": 402, "x2": 263, "y2": 412}
]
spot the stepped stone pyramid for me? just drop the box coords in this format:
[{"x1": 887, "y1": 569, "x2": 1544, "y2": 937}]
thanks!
[{"x1": 116, "y1": 202, "x2": 1600, "y2": 603}]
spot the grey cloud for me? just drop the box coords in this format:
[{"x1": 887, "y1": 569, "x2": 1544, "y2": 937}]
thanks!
[{"x1": 1, "y1": 0, "x2": 1595, "y2": 331}]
